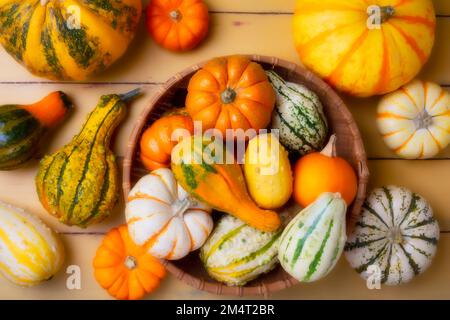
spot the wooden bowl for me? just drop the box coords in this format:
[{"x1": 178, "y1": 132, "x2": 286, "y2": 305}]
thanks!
[{"x1": 123, "y1": 55, "x2": 369, "y2": 297}]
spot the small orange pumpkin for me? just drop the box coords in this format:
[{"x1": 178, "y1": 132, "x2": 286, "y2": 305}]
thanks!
[
  {"x1": 186, "y1": 55, "x2": 276, "y2": 138},
  {"x1": 146, "y1": 0, "x2": 209, "y2": 51},
  {"x1": 93, "y1": 225, "x2": 166, "y2": 300},
  {"x1": 293, "y1": 134, "x2": 357, "y2": 207},
  {"x1": 140, "y1": 113, "x2": 194, "y2": 171}
]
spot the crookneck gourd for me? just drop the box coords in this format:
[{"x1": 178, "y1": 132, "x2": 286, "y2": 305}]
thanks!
[
  {"x1": 0, "y1": 0, "x2": 142, "y2": 80},
  {"x1": 0, "y1": 91, "x2": 71, "y2": 170},
  {"x1": 171, "y1": 135, "x2": 281, "y2": 232},
  {"x1": 36, "y1": 89, "x2": 140, "y2": 227}
]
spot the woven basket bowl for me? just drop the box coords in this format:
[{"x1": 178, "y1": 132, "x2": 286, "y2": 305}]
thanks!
[{"x1": 123, "y1": 55, "x2": 370, "y2": 297}]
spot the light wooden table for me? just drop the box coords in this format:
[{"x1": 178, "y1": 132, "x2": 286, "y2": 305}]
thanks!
[{"x1": 0, "y1": 0, "x2": 449, "y2": 300}]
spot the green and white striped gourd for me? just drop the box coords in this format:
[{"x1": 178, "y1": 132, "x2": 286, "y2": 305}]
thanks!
[
  {"x1": 266, "y1": 70, "x2": 328, "y2": 155},
  {"x1": 345, "y1": 185, "x2": 439, "y2": 285},
  {"x1": 278, "y1": 192, "x2": 347, "y2": 282},
  {"x1": 200, "y1": 215, "x2": 281, "y2": 286}
]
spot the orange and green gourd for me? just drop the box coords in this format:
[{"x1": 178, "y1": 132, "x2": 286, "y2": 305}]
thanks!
[
  {"x1": 171, "y1": 135, "x2": 281, "y2": 232},
  {"x1": 35, "y1": 89, "x2": 140, "y2": 227},
  {"x1": 0, "y1": 91, "x2": 71, "y2": 170}
]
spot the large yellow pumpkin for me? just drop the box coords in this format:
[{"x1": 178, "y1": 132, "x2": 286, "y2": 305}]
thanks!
[
  {"x1": 0, "y1": 0, "x2": 142, "y2": 80},
  {"x1": 293, "y1": 0, "x2": 436, "y2": 97}
]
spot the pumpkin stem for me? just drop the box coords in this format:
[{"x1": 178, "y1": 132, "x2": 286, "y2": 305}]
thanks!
[
  {"x1": 387, "y1": 227, "x2": 403, "y2": 244},
  {"x1": 173, "y1": 197, "x2": 191, "y2": 217},
  {"x1": 169, "y1": 9, "x2": 182, "y2": 22},
  {"x1": 320, "y1": 134, "x2": 337, "y2": 157},
  {"x1": 124, "y1": 256, "x2": 137, "y2": 270},
  {"x1": 413, "y1": 111, "x2": 433, "y2": 130},
  {"x1": 379, "y1": 6, "x2": 396, "y2": 23},
  {"x1": 221, "y1": 88, "x2": 237, "y2": 104}
]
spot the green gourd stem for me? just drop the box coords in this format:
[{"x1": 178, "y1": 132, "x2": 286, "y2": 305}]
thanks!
[{"x1": 119, "y1": 88, "x2": 141, "y2": 103}]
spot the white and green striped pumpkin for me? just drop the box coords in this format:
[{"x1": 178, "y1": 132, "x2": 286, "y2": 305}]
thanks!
[
  {"x1": 278, "y1": 192, "x2": 347, "y2": 282},
  {"x1": 200, "y1": 215, "x2": 281, "y2": 286},
  {"x1": 0, "y1": 201, "x2": 65, "y2": 286},
  {"x1": 266, "y1": 70, "x2": 328, "y2": 155},
  {"x1": 345, "y1": 185, "x2": 439, "y2": 285}
]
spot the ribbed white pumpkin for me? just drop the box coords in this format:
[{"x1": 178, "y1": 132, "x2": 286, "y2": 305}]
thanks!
[
  {"x1": 0, "y1": 201, "x2": 64, "y2": 286},
  {"x1": 278, "y1": 192, "x2": 347, "y2": 282},
  {"x1": 126, "y1": 168, "x2": 213, "y2": 260},
  {"x1": 377, "y1": 80, "x2": 450, "y2": 159},
  {"x1": 345, "y1": 186, "x2": 439, "y2": 285}
]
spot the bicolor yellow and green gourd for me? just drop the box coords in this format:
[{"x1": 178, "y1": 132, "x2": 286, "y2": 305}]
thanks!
[
  {"x1": 36, "y1": 89, "x2": 140, "y2": 227},
  {"x1": 0, "y1": 201, "x2": 64, "y2": 286},
  {"x1": 0, "y1": 0, "x2": 141, "y2": 80},
  {"x1": 200, "y1": 215, "x2": 281, "y2": 286}
]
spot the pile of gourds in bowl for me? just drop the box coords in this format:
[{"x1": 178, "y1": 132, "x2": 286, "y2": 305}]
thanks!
[{"x1": 0, "y1": 0, "x2": 448, "y2": 300}]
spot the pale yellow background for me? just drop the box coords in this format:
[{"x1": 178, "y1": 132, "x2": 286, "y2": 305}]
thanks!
[{"x1": 0, "y1": 0, "x2": 449, "y2": 299}]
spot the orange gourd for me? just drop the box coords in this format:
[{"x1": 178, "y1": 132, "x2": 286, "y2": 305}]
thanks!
[
  {"x1": 140, "y1": 113, "x2": 194, "y2": 171},
  {"x1": 93, "y1": 225, "x2": 166, "y2": 300},
  {"x1": 186, "y1": 55, "x2": 276, "y2": 139},
  {"x1": 293, "y1": 134, "x2": 357, "y2": 207},
  {"x1": 146, "y1": 0, "x2": 209, "y2": 51},
  {"x1": 293, "y1": 0, "x2": 436, "y2": 97}
]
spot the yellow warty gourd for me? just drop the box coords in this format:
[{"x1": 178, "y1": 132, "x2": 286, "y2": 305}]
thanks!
[{"x1": 0, "y1": 201, "x2": 64, "y2": 286}]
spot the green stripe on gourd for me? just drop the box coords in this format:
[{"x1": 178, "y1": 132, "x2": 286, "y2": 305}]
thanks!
[
  {"x1": 41, "y1": 27, "x2": 64, "y2": 79},
  {"x1": 278, "y1": 192, "x2": 347, "y2": 282},
  {"x1": 0, "y1": 106, "x2": 44, "y2": 170},
  {"x1": 200, "y1": 215, "x2": 281, "y2": 286},
  {"x1": 51, "y1": 7, "x2": 97, "y2": 69},
  {"x1": 345, "y1": 185, "x2": 440, "y2": 285},
  {"x1": 266, "y1": 70, "x2": 328, "y2": 155}
]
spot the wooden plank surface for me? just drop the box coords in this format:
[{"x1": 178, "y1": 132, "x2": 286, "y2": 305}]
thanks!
[
  {"x1": 0, "y1": 0, "x2": 449, "y2": 299},
  {"x1": 205, "y1": 0, "x2": 450, "y2": 15},
  {"x1": 1, "y1": 232, "x2": 449, "y2": 300},
  {"x1": 1, "y1": 15, "x2": 448, "y2": 85}
]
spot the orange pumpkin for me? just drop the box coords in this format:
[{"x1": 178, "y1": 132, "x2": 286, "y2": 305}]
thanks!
[
  {"x1": 293, "y1": 0, "x2": 436, "y2": 97},
  {"x1": 140, "y1": 113, "x2": 194, "y2": 171},
  {"x1": 293, "y1": 134, "x2": 357, "y2": 207},
  {"x1": 93, "y1": 225, "x2": 166, "y2": 300},
  {"x1": 146, "y1": 0, "x2": 209, "y2": 51},
  {"x1": 186, "y1": 55, "x2": 276, "y2": 138}
]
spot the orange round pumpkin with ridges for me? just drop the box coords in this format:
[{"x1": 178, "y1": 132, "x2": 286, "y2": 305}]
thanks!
[
  {"x1": 186, "y1": 55, "x2": 276, "y2": 138},
  {"x1": 293, "y1": 0, "x2": 436, "y2": 97}
]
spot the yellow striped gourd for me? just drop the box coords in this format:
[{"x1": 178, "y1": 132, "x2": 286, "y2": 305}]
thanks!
[
  {"x1": 36, "y1": 89, "x2": 140, "y2": 227},
  {"x1": 0, "y1": 201, "x2": 64, "y2": 286}
]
